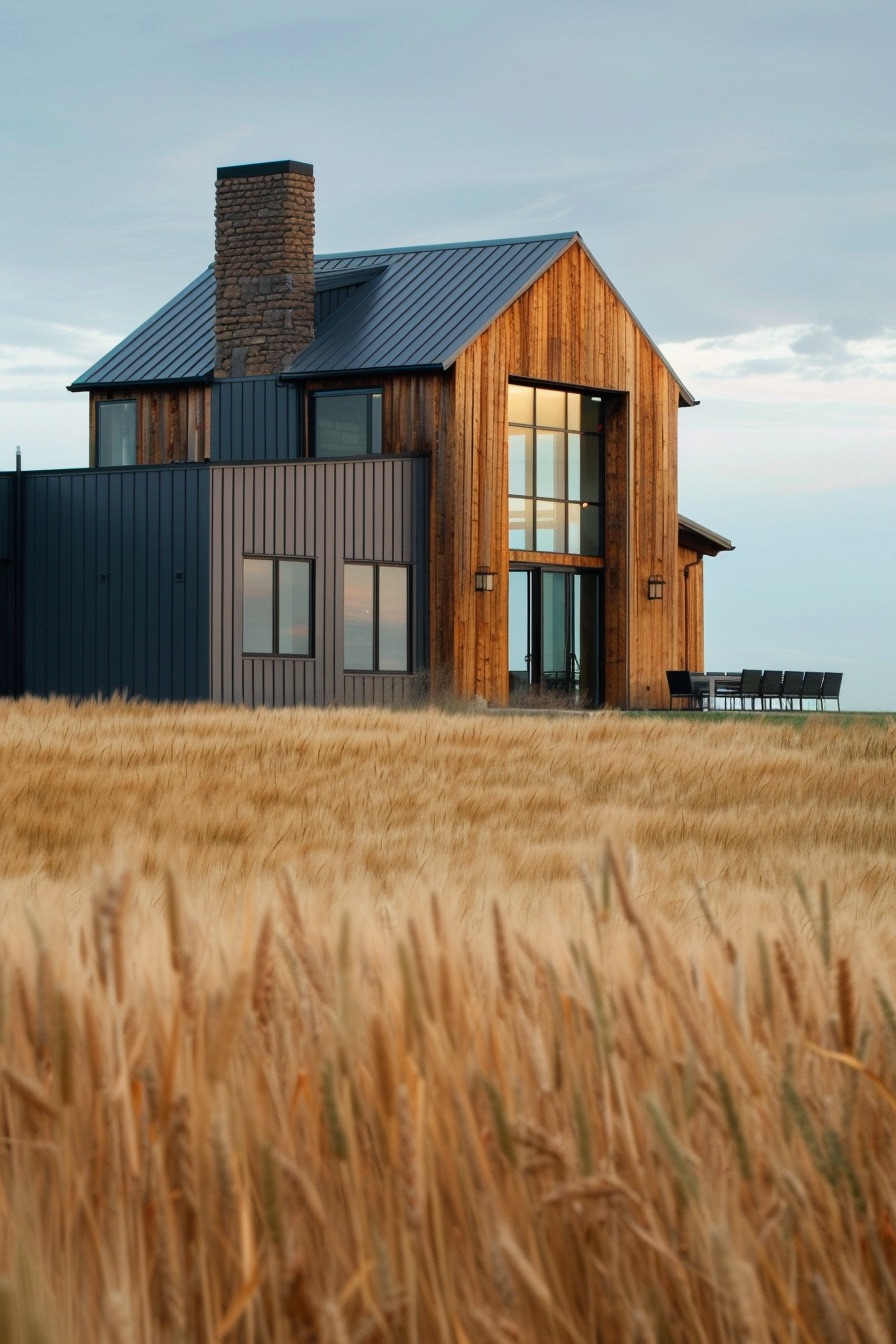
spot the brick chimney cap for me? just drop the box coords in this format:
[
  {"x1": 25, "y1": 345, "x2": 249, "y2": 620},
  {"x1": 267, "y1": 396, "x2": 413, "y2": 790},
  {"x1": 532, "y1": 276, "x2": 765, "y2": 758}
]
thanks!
[{"x1": 217, "y1": 160, "x2": 313, "y2": 180}]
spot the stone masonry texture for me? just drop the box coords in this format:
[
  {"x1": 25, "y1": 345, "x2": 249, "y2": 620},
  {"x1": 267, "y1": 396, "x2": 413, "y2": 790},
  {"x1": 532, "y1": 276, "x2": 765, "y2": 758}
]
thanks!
[{"x1": 214, "y1": 166, "x2": 315, "y2": 378}]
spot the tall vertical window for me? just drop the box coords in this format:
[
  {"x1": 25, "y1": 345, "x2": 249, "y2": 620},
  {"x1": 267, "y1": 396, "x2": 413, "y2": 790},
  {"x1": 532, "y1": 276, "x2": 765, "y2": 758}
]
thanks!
[
  {"x1": 507, "y1": 384, "x2": 603, "y2": 556},
  {"x1": 344, "y1": 563, "x2": 410, "y2": 672},
  {"x1": 96, "y1": 400, "x2": 137, "y2": 467},
  {"x1": 312, "y1": 390, "x2": 383, "y2": 458},
  {"x1": 243, "y1": 557, "x2": 313, "y2": 656}
]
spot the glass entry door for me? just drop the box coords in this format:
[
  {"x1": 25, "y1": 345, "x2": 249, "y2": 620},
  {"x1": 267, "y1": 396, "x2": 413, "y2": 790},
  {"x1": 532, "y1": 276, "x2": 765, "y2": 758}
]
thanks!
[{"x1": 508, "y1": 568, "x2": 601, "y2": 706}]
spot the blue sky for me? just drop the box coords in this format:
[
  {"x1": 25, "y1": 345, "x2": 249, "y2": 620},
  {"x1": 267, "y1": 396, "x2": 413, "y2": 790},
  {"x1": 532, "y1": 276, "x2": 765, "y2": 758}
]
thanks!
[{"x1": 2, "y1": 0, "x2": 894, "y2": 707}]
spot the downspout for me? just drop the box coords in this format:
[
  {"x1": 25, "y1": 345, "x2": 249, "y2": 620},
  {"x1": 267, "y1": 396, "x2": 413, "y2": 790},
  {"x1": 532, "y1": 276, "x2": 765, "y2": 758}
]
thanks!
[{"x1": 682, "y1": 558, "x2": 701, "y2": 672}]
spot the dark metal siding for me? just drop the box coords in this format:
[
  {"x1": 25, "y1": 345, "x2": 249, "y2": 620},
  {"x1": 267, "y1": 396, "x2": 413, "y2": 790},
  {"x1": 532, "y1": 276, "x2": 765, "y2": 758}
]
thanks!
[
  {"x1": 21, "y1": 466, "x2": 210, "y2": 701},
  {"x1": 0, "y1": 474, "x2": 13, "y2": 559},
  {"x1": 314, "y1": 283, "x2": 366, "y2": 326},
  {"x1": 0, "y1": 475, "x2": 16, "y2": 695},
  {"x1": 211, "y1": 378, "x2": 302, "y2": 462},
  {"x1": 210, "y1": 457, "x2": 428, "y2": 707}
]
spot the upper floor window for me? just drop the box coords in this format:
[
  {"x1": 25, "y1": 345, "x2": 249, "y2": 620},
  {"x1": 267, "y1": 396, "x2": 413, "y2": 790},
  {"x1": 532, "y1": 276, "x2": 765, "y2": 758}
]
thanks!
[
  {"x1": 312, "y1": 389, "x2": 382, "y2": 458},
  {"x1": 243, "y1": 557, "x2": 313, "y2": 657},
  {"x1": 96, "y1": 400, "x2": 137, "y2": 467},
  {"x1": 507, "y1": 383, "x2": 603, "y2": 556}
]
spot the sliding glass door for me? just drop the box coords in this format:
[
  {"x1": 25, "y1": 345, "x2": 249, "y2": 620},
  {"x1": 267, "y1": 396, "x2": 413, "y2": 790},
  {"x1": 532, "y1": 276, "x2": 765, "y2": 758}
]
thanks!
[{"x1": 508, "y1": 567, "x2": 601, "y2": 706}]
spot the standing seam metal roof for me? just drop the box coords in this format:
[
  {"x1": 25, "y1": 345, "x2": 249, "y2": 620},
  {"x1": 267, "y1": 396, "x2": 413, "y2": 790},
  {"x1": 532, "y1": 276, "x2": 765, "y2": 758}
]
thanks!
[
  {"x1": 70, "y1": 268, "x2": 217, "y2": 389},
  {"x1": 69, "y1": 234, "x2": 695, "y2": 403}
]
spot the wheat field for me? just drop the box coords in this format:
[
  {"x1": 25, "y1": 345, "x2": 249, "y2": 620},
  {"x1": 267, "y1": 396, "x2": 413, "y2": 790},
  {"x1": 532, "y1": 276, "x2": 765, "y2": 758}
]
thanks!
[{"x1": 1, "y1": 698, "x2": 896, "y2": 1341}]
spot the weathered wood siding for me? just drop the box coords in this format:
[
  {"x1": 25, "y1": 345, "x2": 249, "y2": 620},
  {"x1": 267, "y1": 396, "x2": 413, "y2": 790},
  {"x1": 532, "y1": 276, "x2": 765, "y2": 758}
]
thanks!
[
  {"x1": 676, "y1": 546, "x2": 704, "y2": 673},
  {"x1": 440, "y1": 240, "x2": 685, "y2": 708},
  {"x1": 301, "y1": 375, "x2": 447, "y2": 459},
  {"x1": 90, "y1": 386, "x2": 211, "y2": 466}
]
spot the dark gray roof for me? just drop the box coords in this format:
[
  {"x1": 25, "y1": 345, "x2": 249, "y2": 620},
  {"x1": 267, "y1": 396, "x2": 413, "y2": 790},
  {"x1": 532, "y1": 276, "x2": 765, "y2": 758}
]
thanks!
[
  {"x1": 289, "y1": 235, "x2": 573, "y2": 375},
  {"x1": 70, "y1": 268, "x2": 216, "y2": 390},
  {"x1": 70, "y1": 233, "x2": 696, "y2": 404},
  {"x1": 678, "y1": 514, "x2": 734, "y2": 556}
]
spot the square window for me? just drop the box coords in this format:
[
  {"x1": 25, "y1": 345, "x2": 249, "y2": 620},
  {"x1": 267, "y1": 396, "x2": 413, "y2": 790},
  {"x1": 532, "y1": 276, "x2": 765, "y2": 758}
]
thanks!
[
  {"x1": 507, "y1": 383, "x2": 534, "y2": 425},
  {"x1": 313, "y1": 390, "x2": 382, "y2": 458},
  {"x1": 535, "y1": 387, "x2": 566, "y2": 429},
  {"x1": 243, "y1": 557, "x2": 313, "y2": 657}
]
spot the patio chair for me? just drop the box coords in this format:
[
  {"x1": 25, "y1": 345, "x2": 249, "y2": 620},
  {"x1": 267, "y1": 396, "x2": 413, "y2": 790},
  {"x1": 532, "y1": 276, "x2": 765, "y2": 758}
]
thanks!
[
  {"x1": 738, "y1": 669, "x2": 763, "y2": 710},
  {"x1": 800, "y1": 672, "x2": 824, "y2": 710},
  {"x1": 760, "y1": 670, "x2": 783, "y2": 711},
  {"x1": 780, "y1": 671, "x2": 804, "y2": 711},
  {"x1": 666, "y1": 670, "x2": 707, "y2": 711},
  {"x1": 819, "y1": 672, "x2": 843, "y2": 711},
  {"x1": 715, "y1": 674, "x2": 742, "y2": 710}
]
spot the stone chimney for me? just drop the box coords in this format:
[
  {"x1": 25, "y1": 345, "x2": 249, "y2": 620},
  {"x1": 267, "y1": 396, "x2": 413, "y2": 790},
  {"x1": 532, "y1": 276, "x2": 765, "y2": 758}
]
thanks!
[{"x1": 214, "y1": 160, "x2": 315, "y2": 378}]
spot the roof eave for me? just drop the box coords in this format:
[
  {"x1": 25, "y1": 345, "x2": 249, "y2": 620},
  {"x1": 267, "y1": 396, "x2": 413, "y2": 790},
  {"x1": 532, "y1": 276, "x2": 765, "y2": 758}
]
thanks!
[
  {"x1": 68, "y1": 373, "x2": 215, "y2": 393},
  {"x1": 678, "y1": 513, "x2": 734, "y2": 556}
]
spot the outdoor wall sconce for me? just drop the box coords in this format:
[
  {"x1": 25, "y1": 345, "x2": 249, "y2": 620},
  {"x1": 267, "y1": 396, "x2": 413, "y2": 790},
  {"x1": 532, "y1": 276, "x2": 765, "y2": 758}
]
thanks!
[
  {"x1": 474, "y1": 570, "x2": 496, "y2": 592},
  {"x1": 647, "y1": 574, "x2": 665, "y2": 600}
]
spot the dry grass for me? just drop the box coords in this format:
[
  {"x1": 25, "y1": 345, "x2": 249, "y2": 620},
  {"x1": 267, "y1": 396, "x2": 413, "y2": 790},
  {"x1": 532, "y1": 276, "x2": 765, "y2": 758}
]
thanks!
[
  {"x1": 1, "y1": 697, "x2": 894, "y2": 933},
  {"x1": 1, "y1": 698, "x2": 895, "y2": 1340}
]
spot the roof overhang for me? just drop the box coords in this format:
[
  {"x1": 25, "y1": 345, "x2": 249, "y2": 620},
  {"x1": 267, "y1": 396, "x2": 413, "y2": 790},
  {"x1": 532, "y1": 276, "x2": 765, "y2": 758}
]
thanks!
[{"x1": 678, "y1": 513, "x2": 734, "y2": 556}]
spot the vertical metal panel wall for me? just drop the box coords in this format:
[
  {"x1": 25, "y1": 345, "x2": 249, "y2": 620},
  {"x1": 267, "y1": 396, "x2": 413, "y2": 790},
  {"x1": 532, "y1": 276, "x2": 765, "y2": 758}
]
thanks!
[
  {"x1": 0, "y1": 474, "x2": 13, "y2": 695},
  {"x1": 210, "y1": 456, "x2": 428, "y2": 707},
  {"x1": 22, "y1": 465, "x2": 210, "y2": 701},
  {"x1": 211, "y1": 378, "x2": 302, "y2": 462}
]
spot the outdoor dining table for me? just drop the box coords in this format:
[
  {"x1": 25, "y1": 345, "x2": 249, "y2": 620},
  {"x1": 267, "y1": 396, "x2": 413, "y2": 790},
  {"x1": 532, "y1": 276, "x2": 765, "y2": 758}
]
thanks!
[{"x1": 690, "y1": 673, "x2": 741, "y2": 710}]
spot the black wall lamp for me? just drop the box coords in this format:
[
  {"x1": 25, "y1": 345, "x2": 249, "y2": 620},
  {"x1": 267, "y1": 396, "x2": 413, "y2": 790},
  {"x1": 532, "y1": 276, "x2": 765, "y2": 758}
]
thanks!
[
  {"x1": 474, "y1": 569, "x2": 496, "y2": 592},
  {"x1": 647, "y1": 574, "x2": 666, "y2": 601}
]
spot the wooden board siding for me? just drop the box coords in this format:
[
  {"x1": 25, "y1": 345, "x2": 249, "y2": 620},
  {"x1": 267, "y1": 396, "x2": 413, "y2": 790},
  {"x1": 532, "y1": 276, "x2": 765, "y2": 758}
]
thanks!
[
  {"x1": 301, "y1": 374, "x2": 447, "y2": 459},
  {"x1": 440, "y1": 239, "x2": 684, "y2": 709},
  {"x1": 90, "y1": 387, "x2": 211, "y2": 466},
  {"x1": 676, "y1": 546, "x2": 704, "y2": 673}
]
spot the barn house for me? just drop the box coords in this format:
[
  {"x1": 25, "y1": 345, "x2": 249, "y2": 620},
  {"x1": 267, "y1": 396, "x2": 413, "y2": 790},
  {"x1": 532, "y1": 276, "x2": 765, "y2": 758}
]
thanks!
[{"x1": 0, "y1": 159, "x2": 731, "y2": 708}]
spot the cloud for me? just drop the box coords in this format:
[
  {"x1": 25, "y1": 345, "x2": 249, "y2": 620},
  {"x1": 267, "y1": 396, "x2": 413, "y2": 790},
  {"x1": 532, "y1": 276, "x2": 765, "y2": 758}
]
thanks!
[
  {"x1": 663, "y1": 323, "x2": 896, "y2": 407},
  {"x1": 0, "y1": 321, "x2": 119, "y2": 399}
]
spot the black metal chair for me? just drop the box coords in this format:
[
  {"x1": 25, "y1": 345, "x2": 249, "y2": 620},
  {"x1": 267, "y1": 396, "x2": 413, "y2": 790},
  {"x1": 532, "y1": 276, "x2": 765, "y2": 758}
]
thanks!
[
  {"x1": 715, "y1": 674, "x2": 742, "y2": 710},
  {"x1": 819, "y1": 672, "x2": 843, "y2": 710},
  {"x1": 780, "y1": 671, "x2": 804, "y2": 711},
  {"x1": 666, "y1": 670, "x2": 706, "y2": 710},
  {"x1": 760, "y1": 670, "x2": 783, "y2": 711},
  {"x1": 800, "y1": 672, "x2": 824, "y2": 710},
  {"x1": 738, "y1": 669, "x2": 763, "y2": 710}
]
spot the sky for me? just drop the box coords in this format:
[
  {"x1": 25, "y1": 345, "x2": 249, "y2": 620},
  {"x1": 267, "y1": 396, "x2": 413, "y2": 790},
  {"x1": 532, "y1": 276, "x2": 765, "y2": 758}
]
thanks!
[{"x1": 1, "y1": 0, "x2": 894, "y2": 708}]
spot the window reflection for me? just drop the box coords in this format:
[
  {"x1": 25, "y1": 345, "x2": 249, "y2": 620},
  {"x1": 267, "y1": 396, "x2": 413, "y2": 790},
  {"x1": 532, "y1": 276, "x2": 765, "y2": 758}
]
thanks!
[{"x1": 507, "y1": 385, "x2": 604, "y2": 556}]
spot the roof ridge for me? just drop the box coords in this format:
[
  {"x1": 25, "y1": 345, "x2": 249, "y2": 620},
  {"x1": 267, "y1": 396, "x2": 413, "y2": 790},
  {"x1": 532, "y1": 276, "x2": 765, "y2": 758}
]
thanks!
[{"x1": 313, "y1": 232, "x2": 578, "y2": 261}]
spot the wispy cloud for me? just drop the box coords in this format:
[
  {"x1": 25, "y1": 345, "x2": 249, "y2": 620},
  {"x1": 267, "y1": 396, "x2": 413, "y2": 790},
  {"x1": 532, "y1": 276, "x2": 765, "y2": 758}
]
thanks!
[
  {"x1": 0, "y1": 322, "x2": 119, "y2": 399},
  {"x1": 663, "y1": 323, "x2": 896, "y2": 406}
]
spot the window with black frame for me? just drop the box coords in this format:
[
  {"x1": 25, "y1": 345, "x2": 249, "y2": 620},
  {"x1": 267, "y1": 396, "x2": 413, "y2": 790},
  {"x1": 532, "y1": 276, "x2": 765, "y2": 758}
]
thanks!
[
  {"x1": 312, "y1": 389, "x2": 383, "y2": 458},
  {"x1": 343, "y1": 563, "x2": 410, "y2": 672},
  {"x1": 243, "y1": 557, "x2": 314, "y2": 657},
  {"x1": 507, "y1": 384, "x2": 603, "y2": 555},
  {"x1": 96, "y1": 400, "x2": 137, "y2": 467}
]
